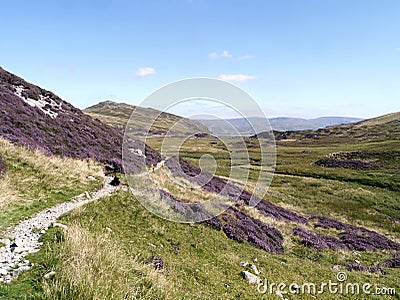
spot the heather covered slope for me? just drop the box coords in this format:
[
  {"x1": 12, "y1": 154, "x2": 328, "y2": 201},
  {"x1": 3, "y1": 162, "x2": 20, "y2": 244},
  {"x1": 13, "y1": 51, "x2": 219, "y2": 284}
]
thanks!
[
  {"x1": 0, "y1": 67, "x2": 161, "y2": 168},
  {"x1": 84, "y1": 100, "x2": 209, "y2": 136}
]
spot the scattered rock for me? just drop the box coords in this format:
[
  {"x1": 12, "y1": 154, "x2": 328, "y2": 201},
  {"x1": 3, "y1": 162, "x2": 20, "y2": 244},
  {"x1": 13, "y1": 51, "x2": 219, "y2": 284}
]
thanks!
[
  {"x1": 5, "y1": 274, "x2": 11, "y2": 283},
  {"x1": 53, "y1": 222, "x2": 68, "y2": 230},
  {"x1": 241, "y1": 270, "x2": 260, "y2": 284},
  {"x1": 171, "y1": 244, "x2": 180, "y2": 255},
  {"x1": 110, "y1": 176, "x2": 120, "y2": 186},
  {"x1": 106, "y1": 227, "x2": 112, "y2": 233},
  {"x1": 44, "y1": 271, "x2": 56, "y2": 279},
  {"x1": 85, "y1": 191, "x2": 91, "y2": 199},
  {"x1": 10, "y1": 242, "x2": 18, "y2": 252},
  {"x1": 332, "y1": 265, "x2": 342, "y2": 271},
  {"x1": 240, "y1": 261, "x2": 249, "y2": 267},
  {"x1": 87, "y1": 176, "x2": 96, "y2": 181},
  {"x1": 0, "y1": 176, "x2": 121, "y2": 283},
  {"x1": 12, "y1": 269, "x2": 21, "y2": 278}
]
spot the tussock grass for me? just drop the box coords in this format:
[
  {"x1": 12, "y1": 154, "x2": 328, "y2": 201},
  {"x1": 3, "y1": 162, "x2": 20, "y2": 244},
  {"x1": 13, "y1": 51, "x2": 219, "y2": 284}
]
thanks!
[
  {"x1": 0, "y1": 173, "x2": 21, "y2": 210},
  {"x1": 41, "y1": 223, "x2": 173, "y2": 300}
]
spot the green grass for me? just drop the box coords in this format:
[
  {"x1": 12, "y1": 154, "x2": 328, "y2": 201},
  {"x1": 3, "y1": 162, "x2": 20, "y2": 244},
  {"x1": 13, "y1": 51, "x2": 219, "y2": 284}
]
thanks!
[
  {"x1": 144, "y1": 136, "x2": 400, "y2": 234},
  {"x1": 3, "y1": 190, "x2": 398, "y2": 299},
  {"x1": 1, "y1": 132, "x2": 399, "y2": 299}
]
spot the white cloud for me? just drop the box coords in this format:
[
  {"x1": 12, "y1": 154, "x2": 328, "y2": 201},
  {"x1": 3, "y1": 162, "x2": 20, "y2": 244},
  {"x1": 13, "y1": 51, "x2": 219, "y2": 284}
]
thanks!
[
  {"x1": 136, "y1": 67, "x2": 156, "y2": 77},
  {"x1": 217, "y1": 74, "x2": 257, "y2": 82},
  {"x1": 209, "y1": 50, "x2": 232, "y2": 58},
  {"x1": 221, "y1": 50, "x2": 232, "y2": 58}
]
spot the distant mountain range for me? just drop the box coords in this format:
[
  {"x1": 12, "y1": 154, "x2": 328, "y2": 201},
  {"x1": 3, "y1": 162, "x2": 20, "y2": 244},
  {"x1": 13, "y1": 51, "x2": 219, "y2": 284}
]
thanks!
[
  {"x1": 197, "y1": 116, "x2": 363, "y2": 135},
  {"x1": 84, "y1": 101, "x2": 209, "y2": 136}
]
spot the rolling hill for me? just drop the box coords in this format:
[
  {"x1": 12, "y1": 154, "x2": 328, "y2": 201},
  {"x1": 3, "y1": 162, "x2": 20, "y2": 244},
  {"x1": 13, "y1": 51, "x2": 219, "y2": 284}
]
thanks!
[{"x1": 84, "y1": 100, "x2": 209, "y2": 136}]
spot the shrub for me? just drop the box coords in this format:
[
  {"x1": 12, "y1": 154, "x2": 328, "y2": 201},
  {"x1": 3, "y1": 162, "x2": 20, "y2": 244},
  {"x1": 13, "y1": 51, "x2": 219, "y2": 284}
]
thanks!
[
  {"x1": 315, "y1": 158, "x2": 373, "y2": 170},
  {"x1": 294, "y1": 216, "x2": 400, "y2": 252},
  {"x1": 345, "y1": 263, "x2": 388, "y2": 274},
  {"x1": 222, "y1": 207, "x2": 284, "y2": 254}
]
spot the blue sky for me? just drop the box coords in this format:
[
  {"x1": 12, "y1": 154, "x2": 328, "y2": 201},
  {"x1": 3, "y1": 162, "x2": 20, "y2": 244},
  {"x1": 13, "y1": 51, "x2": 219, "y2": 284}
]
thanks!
[{"x1": 2, "y1": 0, "x2": 400, "y2": 118}]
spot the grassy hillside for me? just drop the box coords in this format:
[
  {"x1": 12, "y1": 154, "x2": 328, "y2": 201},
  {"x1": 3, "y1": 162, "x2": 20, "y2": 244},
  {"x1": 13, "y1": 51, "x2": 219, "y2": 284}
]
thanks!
[
  {"x1": 84, "y1": 100, "x2": 209, "y2": 136},
  {"x1": 256, "y1": 111, "x2": 400, "y2": 143},
  {"x1": 8, "y1": 129, "x2": 393, "y2": 299},
  {"x1": 0, "y1": 138, "x2": 103, "y2": 232},
  {"x1": 3, "y1": 183, "x2": 398, "y2": 299}
]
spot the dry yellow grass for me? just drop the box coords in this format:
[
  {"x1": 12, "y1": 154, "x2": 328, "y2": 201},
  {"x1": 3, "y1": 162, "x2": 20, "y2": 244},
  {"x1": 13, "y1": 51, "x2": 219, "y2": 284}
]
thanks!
[
  {"x1": 41, "y1": 223, "x2": 173, "y2": 300},
  {"x1": 0, "y1": 138, "x2": 102, "y2": 182},
  {"x1": 149, "y1": 166, "x2": 225, "y2": 204},
  {"x1": 0, "y1": 174, "x2": 21, "y2": 210},
  {"x1": 0, "y1": 138, "x2": 103, "y2": 223}
]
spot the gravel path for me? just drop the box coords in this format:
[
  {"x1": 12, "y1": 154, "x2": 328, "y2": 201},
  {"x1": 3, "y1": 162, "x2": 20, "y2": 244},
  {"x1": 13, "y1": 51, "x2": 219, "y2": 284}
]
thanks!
[{"x1": 0, "y1": 176, "x2": 123, "y2": 283}]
